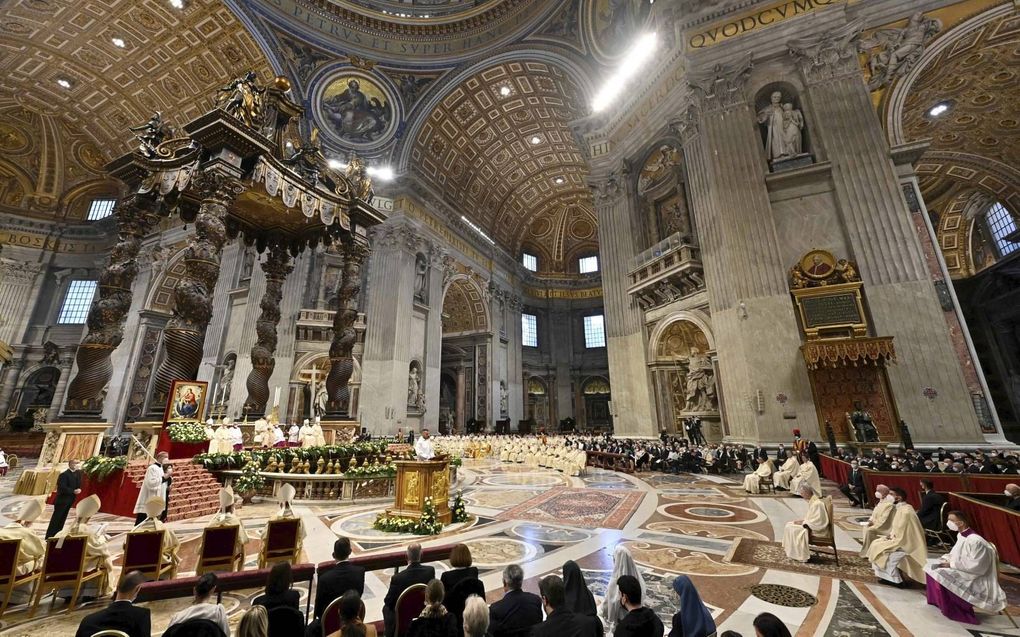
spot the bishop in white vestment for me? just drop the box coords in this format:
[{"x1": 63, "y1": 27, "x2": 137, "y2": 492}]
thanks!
[
  {"x1": 782, "y1": 486, "x2": 829, "y2": 562},
  {"x1": 743, "y1": 457, "x2": 775, "y2": 494},
  {"x1": 790, "y1": 460, "x2": 821, "y2": 497},
  {"x1": 773, "y1": 455, "x2": 800, "y2": 490}
]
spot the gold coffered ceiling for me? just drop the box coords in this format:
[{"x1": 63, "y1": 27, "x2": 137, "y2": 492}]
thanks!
[
  {"x1": 411, "y1": 60, "x2": 596, "y2": 271},
  {"x1": 0, "y1": 0, "x2": 273, "y2": 217}
]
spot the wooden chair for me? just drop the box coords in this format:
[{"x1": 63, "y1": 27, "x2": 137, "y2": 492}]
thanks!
[
  {"x1": 30, "y1": 536, "x2": 108, "y2": 616},
  {"x1": 196, "y1": 526, "x2": 241, "y2": 574},
  {"x1": 924, "y1": 502, "x2": 953, "y2": 549},
  {"x1": 989, "y1": 543, "x2": 1018, "y2": 629},
  {"x1": 394, "y1": 582, "x2": 427, "y2": 637},
  {"x1": 0, "y1": 538, "x2": 41, "y2": 616},
  {"x1": 7, "y1": 455, "x2": 18, "y2": 470},
  {"x1": 120, "y1": 529, "x2": 173, "y2": 586},
  {"x1": 808, "y1": 496, "x2": 840, "y2": 566},
  {"x1": 759, "y1": 471, "x2": 776, "y2": 494},
  {"x1": 258, "y1": 518, "x2": 301, "y2": 569}
]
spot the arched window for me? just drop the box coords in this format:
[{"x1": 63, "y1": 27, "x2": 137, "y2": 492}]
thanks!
[{"x1": 986, "y1": 202, "x2": 1018, "y2": 257}]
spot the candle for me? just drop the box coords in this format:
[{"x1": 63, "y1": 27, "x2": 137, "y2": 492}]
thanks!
[
  {"x1": 274, "y1": 386, "x2": 281, "y2": 407},
  {"x1": 211, "y1": 383, "x2": 219, "y2": 405}
]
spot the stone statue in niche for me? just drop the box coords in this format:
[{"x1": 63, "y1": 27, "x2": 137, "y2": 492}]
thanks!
[
  {"x1": 407, "y1": 361, "x2": 426, "y2": 412},
  {"x1": 414, "y1": 254, "x2": 428, "y2": 304},
  {"x1": 499, "y1": 381, "x2": 508, "y2": 416},
  {"x1": 757, "y1": 90, "x2": 807, "y2": 166},
  {"x1": 219, "y1": 357, "x2": 235, "y2": 403},
  {"x1": 859, "y1": 12, "x2": 941, "y2": 91},
  {"x1": 684, "y1": 348, "x2": 717, "y2": 412}
]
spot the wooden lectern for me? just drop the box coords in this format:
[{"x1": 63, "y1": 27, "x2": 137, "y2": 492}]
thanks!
[{"x1": 387, "y1": 459, "x2": 452, "y2": 525}]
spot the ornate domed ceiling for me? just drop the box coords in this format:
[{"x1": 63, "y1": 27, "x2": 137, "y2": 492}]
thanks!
[{"x1": 0, "y1": 0, "x2": 274, "y2": 219}]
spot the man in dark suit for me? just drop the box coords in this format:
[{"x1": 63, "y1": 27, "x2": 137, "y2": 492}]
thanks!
[
  {"x1": 306, "y1": 537, "x2": 366, "y2": 637},
  {"x1": 46, "y1": 458, "x2": 82, "y2": 539},
  {"x1": 838, "y1": 461, "x2": 866, "y2": 507},
  {"x1": 75, "y1": 570, "x2": 150, "y2": 637},
  {"x1": 530, "y1": 574, "x2": 601, "y2": 637},
  {"x1": 918, "y1": 479, "x2": 947, "y2": 532},
  {"x1": 383, "y1": 543, "x2": 435, "y2": 637},
  {"x1": 489, "y1": 564, "x2": 542, "y2": 637}
]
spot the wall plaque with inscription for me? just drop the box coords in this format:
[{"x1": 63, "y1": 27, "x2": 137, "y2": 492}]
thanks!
[{"x1": 791, "y1": 281, "x2": 868, "y2": 339}]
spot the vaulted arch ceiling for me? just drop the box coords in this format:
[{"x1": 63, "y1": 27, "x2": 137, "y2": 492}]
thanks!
[
  {"x1": 410, "y1": 59, "x2": 595, "y2": 271},
  {"x1": 0, "y1": 0, "x2": 274, "y2": 217}
]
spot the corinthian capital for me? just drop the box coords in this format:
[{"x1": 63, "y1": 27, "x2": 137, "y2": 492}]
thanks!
[
  {"x1": 191, "y1": 169, "x2": 244, "y2": 204},
  {"x1": 590, "y1": 174, "x2": 622, "y2": 206},
  {"x1": 788, "y1": 19, "x2": 864, "y2": 84},
  {"x1": 688, "y1": 54, "x2": 753, "y2": 113}
]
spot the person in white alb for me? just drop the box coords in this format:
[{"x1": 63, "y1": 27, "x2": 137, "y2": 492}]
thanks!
[
  {"x1": 133, "y1": 451, "x2": 171, "y2": 525},
  {"x1": 415, "y1": 429, "x2": 435, "y2": 460},
  {"x1": 288, "y1": 422, "x2": 301, "y2": 446},
  {"x1": 273, "y1": 423, "x2": 286, "y2": 447},
  {"x1": 860, "y1": 484, "x2": 896, "y2": 555},
  {"x1": 229, "y1": 423, "x2": 244, "y2": 451},
  {"x1": 782, "y1": 484, "x2": 830, "y2": 562},
  {"x1": 924, "y1": 509, "x2": 1007, "y2": 624}
]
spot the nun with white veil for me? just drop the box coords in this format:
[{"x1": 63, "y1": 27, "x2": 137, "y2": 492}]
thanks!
[{"x1": 601, "y1": 544, "x2": 646, "y2": 632}]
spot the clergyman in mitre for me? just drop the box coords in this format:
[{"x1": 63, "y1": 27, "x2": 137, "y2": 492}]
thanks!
[
  {"x1": 131, "y1": 496, "x2": 181, "y2": 578},
  {"x1": 0, "y1": 498, "x2": 46, "y2": 602}
]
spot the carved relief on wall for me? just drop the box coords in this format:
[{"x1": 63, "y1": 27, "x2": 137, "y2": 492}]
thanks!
[
  {"x1": 441, "y1": 278, "x2": 488, "y2": 334},
  {"x1": 654, "y1": 319, "x2": 717, "y2": 414},
  {"x1": 655, "y1": 320, "x2": 710, "y2": 361},
  {"x1": 60, "y1": 433, "x2": 97, "y2": 462},
  {"x1": 404, "y1": 471, "x2": 421, "y2": 506}
]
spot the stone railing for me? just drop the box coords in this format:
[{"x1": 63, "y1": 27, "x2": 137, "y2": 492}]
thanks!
[{"x1": 627, "y1": 233, "x2": 705, "y2": 310}]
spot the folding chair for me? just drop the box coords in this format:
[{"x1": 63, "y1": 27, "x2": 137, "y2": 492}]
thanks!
[
  {"x1": 30, "y1": 536, "x2": 108, "y2": 616},
  {"x1": 196, "y1": 526, "x2": 242, "y2": 574},
  {"x1": 924, "y1": 503, "x2": 953, "y2": 549},
  {"x1": 0, "y1": 538, "x2": 41, "y2": 616},
  {"x1": 258, "y1": 518, "x2": 301, "y2": 569}
]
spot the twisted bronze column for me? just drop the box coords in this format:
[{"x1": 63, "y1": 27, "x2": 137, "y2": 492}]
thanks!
[
  {"x1": 325, "y1": 237, "x2": 369, "y2": 414},
  {"x1": 64, "y1": 194, "x2": 161, "y2": 415},
  {"x1": 243, "y1": 244, "x2": 293, "y2": 415},
  {"x1": 150, "y1": 171, "x2": 241, "y2": 404}
]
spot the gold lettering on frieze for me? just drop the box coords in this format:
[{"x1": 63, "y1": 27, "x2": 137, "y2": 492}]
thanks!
[
  {"x1": 0, "y1": 230, "x2": 102, "y2": 254},
  {"x1": 686, "y1": 0, "x2": 847, "y2": 50}
]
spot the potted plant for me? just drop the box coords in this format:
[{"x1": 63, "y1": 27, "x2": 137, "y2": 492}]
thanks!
[{"x1": 234, "y1": 460, "x2": 266, "y2": 503}]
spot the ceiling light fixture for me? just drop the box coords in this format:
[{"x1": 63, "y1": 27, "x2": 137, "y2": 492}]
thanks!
[
  {"x1": 499, "y1": 86, "x2": 511, "y2": 97},
  {"x1": 928, "y1": 102, "x2": 951, "y2": 117},
  {"x1": 592, "y1": 31, "x2": 658, "y2": 113},
  {"x1": 56, "y1": 78, "x2": 72, "y2": 89},
  {"x1": 169, "y1": 0, "x2": 184, "y2": 8},
  {"x1": 530, "y1": 135, "x2": 541, "y2": 145},
  {"x1": 111, "y1": 37, "x2": 126, "y2": 48},
  {"x1": 554, "y1": 177, "x2": 565, "y2": 184}
]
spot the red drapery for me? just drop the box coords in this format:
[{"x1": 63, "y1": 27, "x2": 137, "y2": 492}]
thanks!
[
  {"x1": 46, "y1": 470, "x2": 139, "y2": 518},
  {"x1": 948, "y1": 493, "x2": 1020, "y2": 568}
]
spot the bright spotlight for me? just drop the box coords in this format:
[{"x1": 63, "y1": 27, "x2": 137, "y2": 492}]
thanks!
[{"x1": 592, "y1": 32, "x2": 658, "y2": 113}]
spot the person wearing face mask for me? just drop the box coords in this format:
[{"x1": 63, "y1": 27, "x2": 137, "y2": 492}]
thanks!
[
  {"x1": 838, "y1": 461, "x2": 865, "y2": 507},
  {"x1": 1004, "y1": 483, "x2": 1020, "y2": 512},
  {"x1": 918, "y1": 479, "x2": 947, "y2": 533},
  {"x1": 859, "y1": 484, "x2": 896, "y2": 555},
  {"x1": 867, "y1": 487, "x2": 927, "y2": 587},
  {"x1": 924, "y1": 510, "x2": 1007, "y2": 624}
]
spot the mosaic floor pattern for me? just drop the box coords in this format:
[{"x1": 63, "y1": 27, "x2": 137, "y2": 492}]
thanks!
[{"x1": 0, "y1": 458, "x2": 1017, "y2": 636}]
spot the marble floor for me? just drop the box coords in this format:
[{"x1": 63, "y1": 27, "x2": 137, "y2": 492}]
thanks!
[{"x1": 1, "y1": 459, "x2": 1018, "y2": 636}]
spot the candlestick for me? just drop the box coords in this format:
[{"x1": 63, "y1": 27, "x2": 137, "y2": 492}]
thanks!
[{"x1": 273, "y1": 386, "x2": 281, "y2": 407}]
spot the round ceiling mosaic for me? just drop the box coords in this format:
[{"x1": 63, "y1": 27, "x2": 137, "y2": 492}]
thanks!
[{"x1": 313, "y1": 69, "x2": 400, "y2": 150}]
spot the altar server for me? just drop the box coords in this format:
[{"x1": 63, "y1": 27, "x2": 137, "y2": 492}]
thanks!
[
  {"x1": 867, "y1": 487, "x2": 927, "y2": 586},
  {"x1": 924, "y1": 510, "x2": 1007, "y2": 624},
  {"x1": 782, "y1": 485, "x2": 829, "y2": 562},
  {"x1": 133, "y1": 451, "x2": 170, "y2": 525},
  {"x1": 743, "y1": 457, "x2": 775, "y2": 494}
]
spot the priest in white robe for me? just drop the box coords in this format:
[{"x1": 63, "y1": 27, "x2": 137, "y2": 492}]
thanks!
[
  {"x1": 132, "y1": 451, "x2": 170, "y2": 525},
  {"x1": 782, "y1": 485, "x2": 830, "y2": 562},
  {"x1": 867, "y1": 487, "x2": 928, "y2": 585},
  {"x1": 773, "y1": 455, "x2": 800, "y2": 491},
  {"x1": 743, "y1": 457, "x2": 776, "y2": 494},
  {"x1": 860, "y1": 484, "x2": 896, "y2": 556},
  {"x1": 211, "y1": 425, "x2": 232, "y2": 454},
  {"x1": 206, "y1": 487, "x2": 247, "y2": 571},
  {"x1": 228, "y1": 424, "x2": 244, "y2": 450},
  {"x1": 924, "y1": 510, "x2": 1007, "y2": 624},
  {"x1": 299, "y1": 419, "x2": 314, "y2": 447},
  {"x1": 287, "y1": 422, "x2": 300, "y2": 446},
  {"x1": 310, "y1": 418, "x2": 326, "y2": 447},
  {"x1": 54, "y1": 495, "x2": 113, "y2": 597},
  {"x1": 0, "y1": 498, "x2": 46, "y2": 602},
  {"x1": 130, "y1": 496, "x2": 180, "y2": 578},
  {"x1": 789, "y1": 460, "x2": 821, "y2": 498}
]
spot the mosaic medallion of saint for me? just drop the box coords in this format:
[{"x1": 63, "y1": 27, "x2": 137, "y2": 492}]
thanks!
[
  {"x1": 319, "y1": 74, "x2": 394, "y2": 145},
  {"x1": 587, "y1": 0, "x2": 653, "y2": 60}
]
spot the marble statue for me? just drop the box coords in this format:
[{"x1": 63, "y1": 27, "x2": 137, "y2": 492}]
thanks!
[
  {"x1": 757, "y1": 91, "x2": 805, "y2": 162},
  {"x1": 781, "y1": 103, "x2": 804, "y2": 156},
  {"x1": 314, "y1": 386, "x2": 328, "y2": 417},
  {"x1": 408, "y1": 363, "x2": 421, "y2": 407},
  {"x1": 219, "y1": 358, "x2": 235, "y2": 404},
  {"x1": 860, "y1": 12, "x2": 941, "y2": 91},
  {"x1": 757, "y1": 91, "x2": 788, "y2": 161},
  {"x1": 414, "y1": 254, "x2": 428, "y2": 303},
  {"x1": 499, "y1": 381, "x2": 508, "y2": 416},
  {"x1": 129, "y1": 112, "x2": 173, "y2": 158},
  {"x1": 684, "y1": 348, "x2": 717, "y2": 412}
]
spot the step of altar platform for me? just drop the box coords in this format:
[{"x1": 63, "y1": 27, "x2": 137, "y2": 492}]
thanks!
[{"x1": 125, "y1": 459, "x2": 222, "y2": 522}]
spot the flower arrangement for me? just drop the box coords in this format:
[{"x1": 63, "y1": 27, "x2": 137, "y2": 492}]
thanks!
[
  {"x1": 450, "y1": 456, "x2": 463, "y2": 468},
  {"x1": 344, "y1": 461, "x2": 397, "y2": 478},
  {"x1": 450, "y1": 490, "x2": 469, "y2": 523},
  {"x1": 194, "y1": 441, "x2": 393, "y2": 474},
  {"x1": 167, "y1": 422, "x2": 210, "y2": 443},
  {"x1": 81, "y1": 455, "x2": 128, "y2": 480},
  {"x1": 234, "y1": 459, "x2": 266, "y2": 494},
  {"x1": 373, "y1": 496, "x2": 444, "y2": 535}
]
